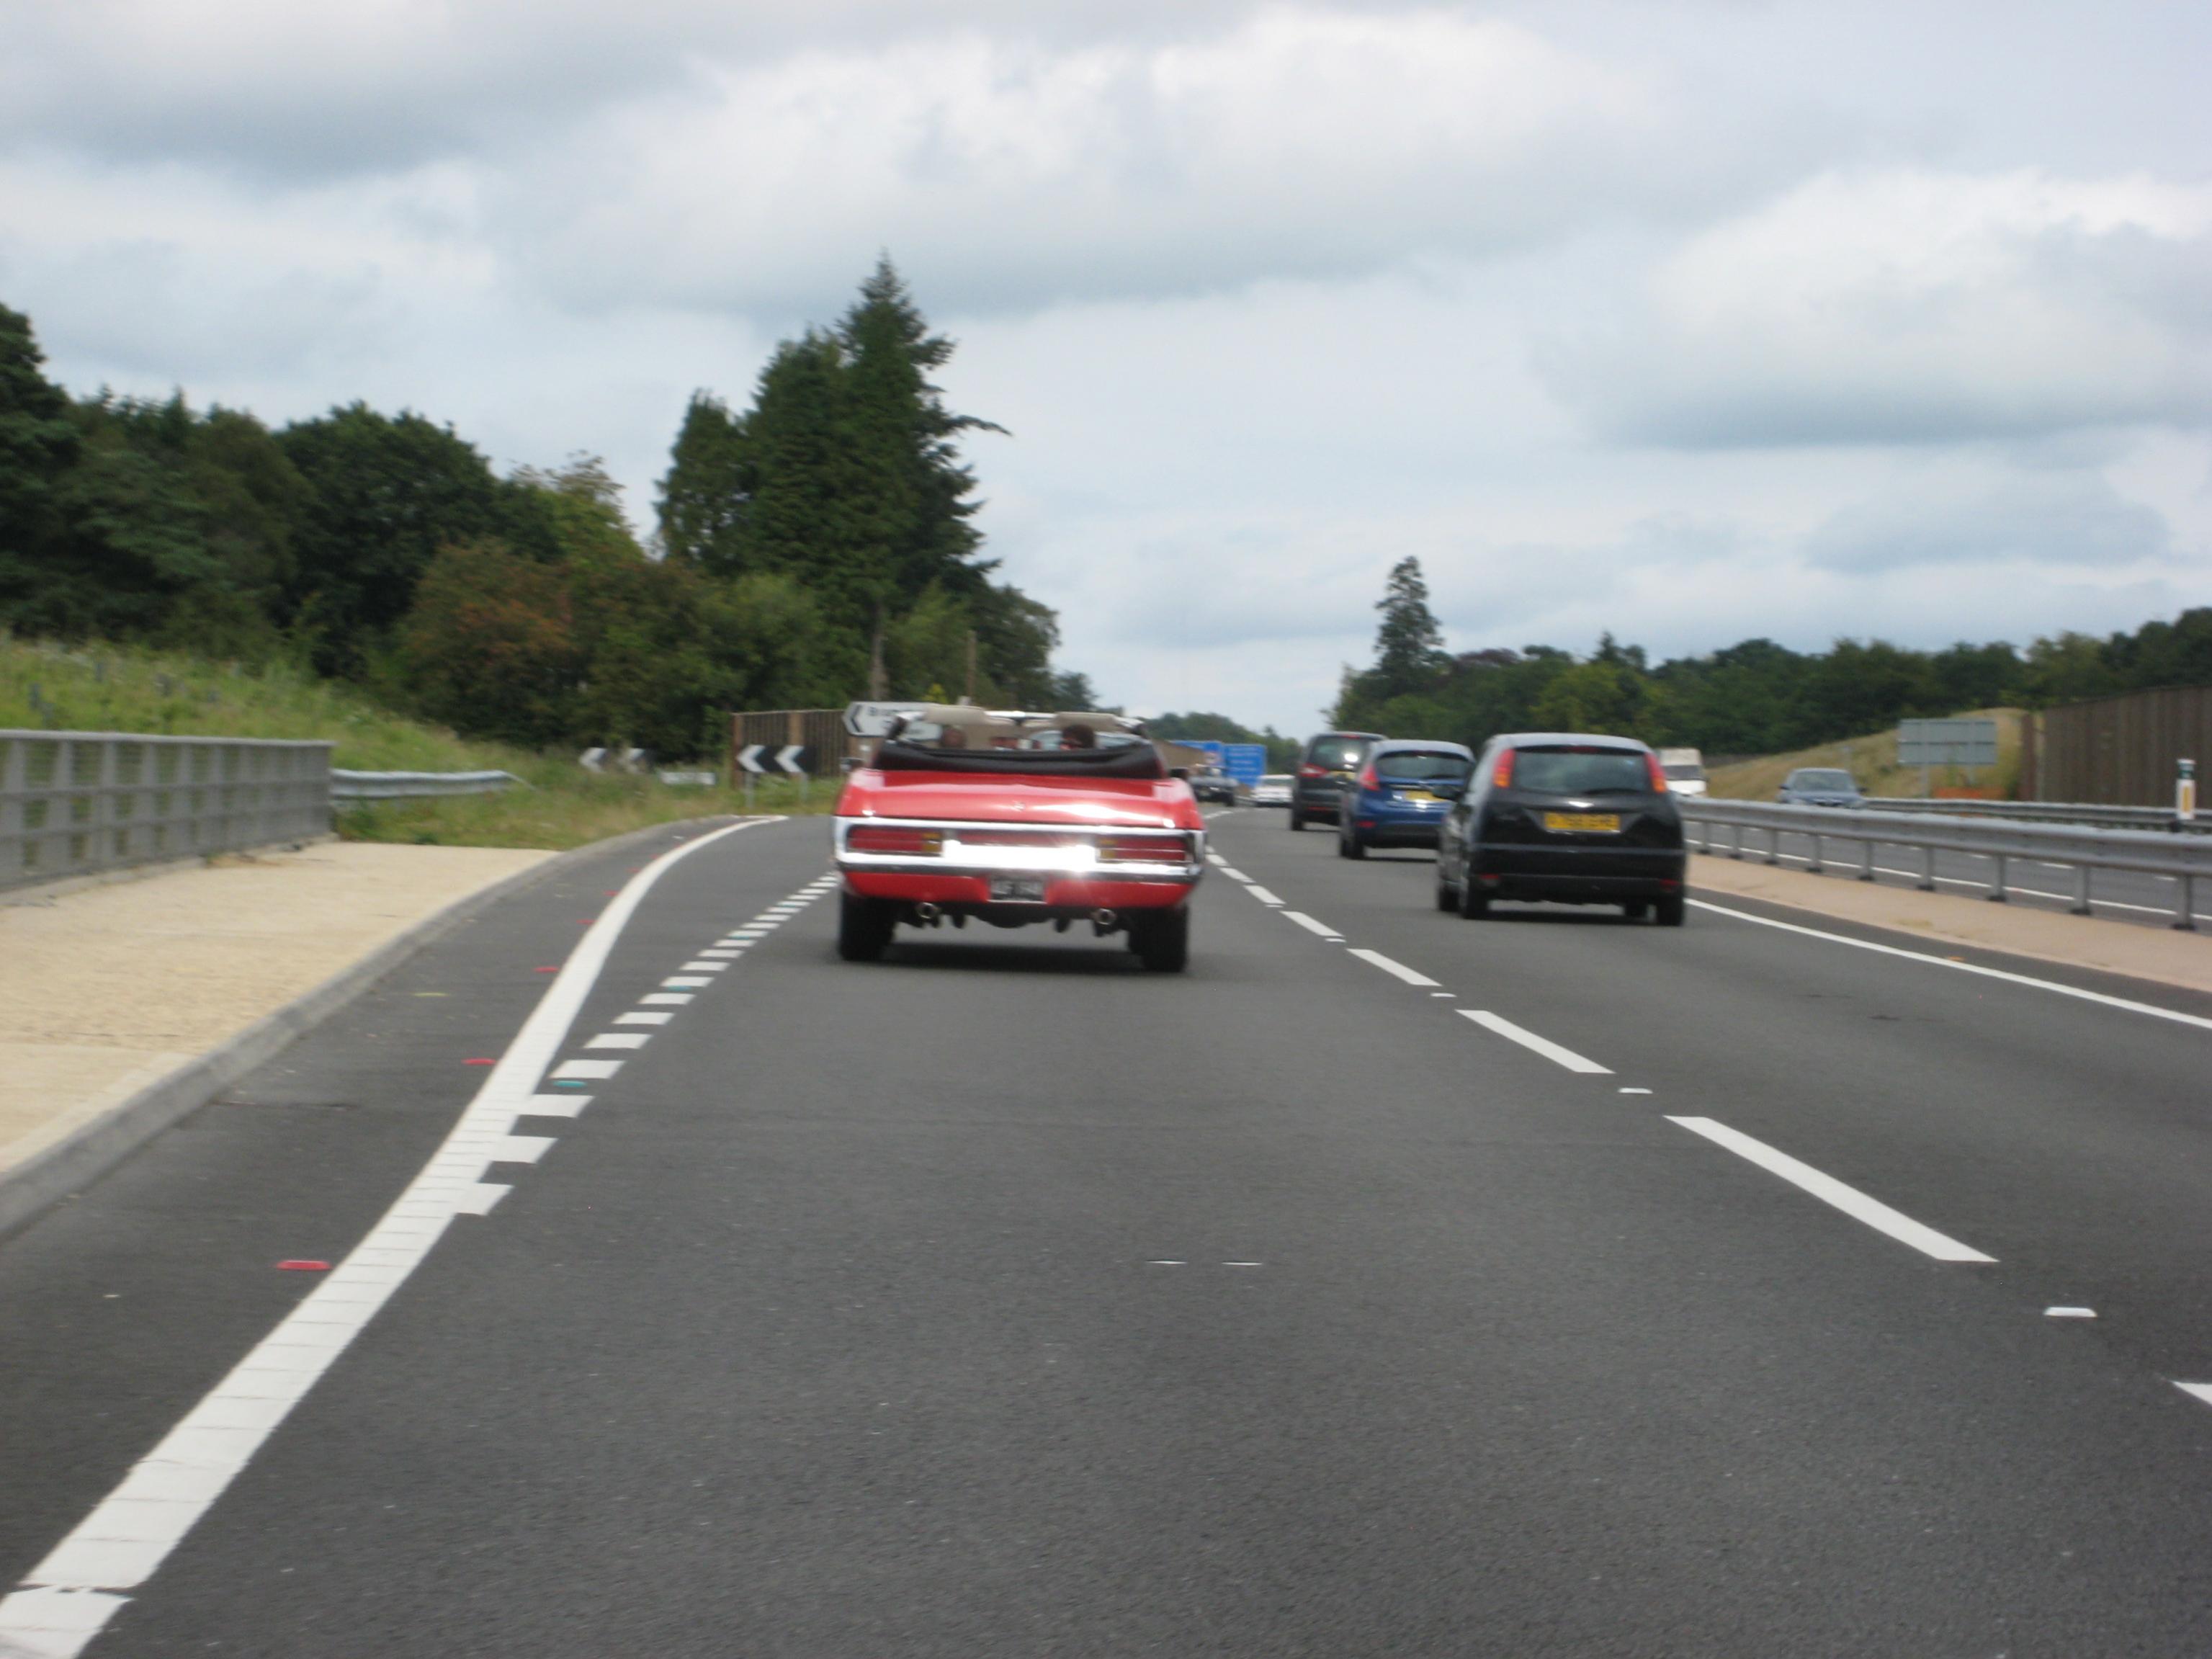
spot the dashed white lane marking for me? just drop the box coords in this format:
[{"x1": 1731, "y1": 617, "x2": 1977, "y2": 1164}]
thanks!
[
  {"x1": 1430, "y1": 991, "x2": 1454, "y2": 998},
  {"x1": 1147, "y1": 1260, "x2": 1187, "y2": 1266},
  {"x1": 2046, "y1": 1307, "x2": 2097, "y2": 1319},
  {"x1": 550, "y1": 1057, "x2": 623, "y2": 1081},
  {"x1": 0, "y1": 818, "x2": 769, "y2": 1658},
  {"x1": 678, "y1": 961, "x2": 728, "y2": 972},
  {"x1": 1690, "y1": 899, "x2": 2212, "y2": 1034},
  {"x1": 1460, "y1": 1010, "x2": 1613, "y2": 1074},
  {"x1": 1619, "y1": 1087, "x2": 1653, "y2": 1095},
  {"x1": 524, "y1": 1094, "x2": 591, "y2": 1118},
  {"x1": 1246, "y1": 886, "x2": 1286, "y2": 906},
  {"x1": 640, "y1": 993, "x2": 693, "y2": 1005},
  {"x1": 1347, "y1": 948, "x2": 1441, "y2": 987},
  {"x1": 696, "y1": 949, "x2": 740, "y2": 958},
  {"x1": 1283, "y1": 911, "x2": 1343, "y2": 941},
  {"x1": 662, "y1": 977, "x2": 712, "y2": 989},
  {"x1": 615, "y1": 1012, "x2": 673, "y2": 1026},
  {"x1": 1222, "y1": 1261, "x2": 1263, "y2": 1268},
  {"x1": 1206, "y1": 851, "x2": 1228, "y2": 867},
  {"x1": 2174, "y1": 1382, "x2": 2212, "y2": 1410},
  {"x1": 584, "y1": 1032, "x2": 650, "y2": 1050},
  {"x1": 1665, "y1": 1116, "x2": 1996, "y2": 1264}
]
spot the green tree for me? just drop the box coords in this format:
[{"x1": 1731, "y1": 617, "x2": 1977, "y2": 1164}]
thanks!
[
  {"x1": 1369, "y1": 555, "x2": 1449, "y2": 697},
  {"x1": 397, "y1": 537, "x2": 581, "y2": 748},
  {"x1": 0, "y1": 303, "x2": 77, "y2": 604}
]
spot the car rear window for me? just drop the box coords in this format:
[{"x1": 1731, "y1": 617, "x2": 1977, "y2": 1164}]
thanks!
[
  {"x1": 1510, "y1": 747, "x2": 1652, "y2": 795},
  {"x1": 1376, "y1": 751, "x2": 1470, "y2": 782},
  {"x1": 1792, "y1": 770, "x2": 1855, "y2": 790},
  {"x1": 1307, "y1": 737, "x2": 1369, "y2": 770},
  {"x1": 1662, "y1": 763, "x2": 1703, "y2": 780}
]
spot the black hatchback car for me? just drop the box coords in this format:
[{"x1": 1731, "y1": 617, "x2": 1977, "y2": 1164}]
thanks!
[
  {"x1": 1435, "y1": 733, "x2": 1688, "y2": 924},
  {"x1": 1287, "y1": 730, "x2": 1384, "y2": 830}
]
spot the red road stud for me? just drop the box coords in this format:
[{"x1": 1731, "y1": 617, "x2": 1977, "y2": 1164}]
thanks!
[
  {"x1": 463, "y1": 1057, "x2": 496, "y2": 1066},
  {"x1": 534, "y1": 965, "x2": 558, "y2": 973},
  {"x1": 276, "y1": 1260, "x2": 331, "y2": 1272}
]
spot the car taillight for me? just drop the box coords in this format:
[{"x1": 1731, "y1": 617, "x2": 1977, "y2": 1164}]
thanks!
[
  {"x1": 1096, "y1": 833, "x2": 1189, "y2": 863},
  {"x1": 1492, "y1": 751, "x2": 1515, "y2": 788},
  {"x1": 846, "y1": 825, "x2": 943, "y2": 856},
  {"x1": 1297, "y1": 763, "x2": 1327, "y2": 778},
  {"x1": 1645, "y1": 752, "x2": 1669, "y2": 792},
  {"x1": 1358, "y1": 764, "x2": 1379, "y2": 790}
]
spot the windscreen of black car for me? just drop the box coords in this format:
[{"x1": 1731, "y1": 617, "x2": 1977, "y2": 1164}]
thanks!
[
  {"x1": 1376, "y1": 751, "x2": 1471, "y2": 782},
  {"x1": 1510, "y1": 747, "x2": 1651, "y2": 795},
  {"x1": 1307, "y1": 737, "x2": 1369, "y2": 771}
]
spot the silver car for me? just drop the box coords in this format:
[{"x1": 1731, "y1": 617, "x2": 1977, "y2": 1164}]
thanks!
[
  {"x1": 1777, "y1": 767, "x2": 1864, "y2": 808},
  {"x1": 1251, "y1": 773, "x2": 1293, "y2": 807}
]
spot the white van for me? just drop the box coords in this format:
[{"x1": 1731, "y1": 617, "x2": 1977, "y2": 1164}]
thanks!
[{"x1": 1657, "y1": 748, "x2": 1708, "y2": 796}]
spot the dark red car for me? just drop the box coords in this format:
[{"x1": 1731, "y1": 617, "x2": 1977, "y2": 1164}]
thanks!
[{"x1": 833, "y1": 708, "x2": 1205, "y2": 971}]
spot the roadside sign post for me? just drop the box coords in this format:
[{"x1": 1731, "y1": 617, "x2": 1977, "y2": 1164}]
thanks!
[
  {"x1": 2178, "y1": 758, "x2": 2197, "y2": 826},
  {"x1": 1897, "y1": 718, "x2": 2000, "y2": 798}
]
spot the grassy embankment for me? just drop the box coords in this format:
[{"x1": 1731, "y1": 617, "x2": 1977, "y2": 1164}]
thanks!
[
  {"x1": 1706, "y1": 707, "x2": 2023, "y2": 801},
  {"x1": 0, "y1": 636, "x2": 825, "y2": 849}
]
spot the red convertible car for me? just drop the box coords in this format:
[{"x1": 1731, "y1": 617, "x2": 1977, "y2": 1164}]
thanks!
[{"x1": 833, "y1": 706, "x2": 1205, "y2": 971}]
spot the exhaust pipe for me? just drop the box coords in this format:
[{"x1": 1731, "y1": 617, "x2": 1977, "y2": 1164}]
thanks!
[
  {"x1": 915, "y1": 902, "x2": 941, "y2": 922},
  {"x1": 1091, "y1": 908, "x2": 1118, "y2": 927}
]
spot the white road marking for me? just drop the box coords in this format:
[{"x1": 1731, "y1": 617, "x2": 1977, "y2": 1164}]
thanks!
[
  {"x1": 1665, "y1": 1116, "x2": 1995, "y2": 1264},
  {"x1": 520, "y1": 1094, "x2": 591, "y2": 1118},
  {"x1": 2174, "y1": 1382, "x2": 2212, "y2": 1409},
  {"x1": 1347, "y1": 948, "x2": 1440, "y2": 987},
  {"x1": 1206, "y1": 851, "x2": 1227, "y2": 867},
  {"x1": 1222, "y1": 1261, "x2": 1263, "y2": 1268},
  {"x1": 1245, "y1": 886, "x2": 1286, "y2": 906},
  {"x1": 662, "y1": 977, "x2": 712, "y2": 988},
  {"x1": 2046, "y1": 1307, "x2": 2097, "y2": 1318},
  {"x1": 1619, "y1": 1087, "x2": 1653, "y2": 1095},
  {"x1": 678, "y1": 961, "x2": 728, "y2": 972},
  {"x1": 1147, "y1": 1260, "x2": 1187, "y2": 1266},
  {"x1": 615, "y1": 1011, "x2": 674, "y2": 1026},
  {"x1": 1460, "y1": 1011, "x2": 1612, "y2": 1074},
  {"x1": 639, "y1": 993, "x2": 692, "y2": 1005},
  {"x1": 585, "y1": 1032, "x2": 650, "y2": 1050},
  {"x1": 1690, "y1": 899, "x2": 2212, "y2": 1034},
  {"x1": 1283, "y1": 911, "x2": 1342, "y2": 940},
  {"x1": 550, "y1": 1058, "x2": 622, "y2": 1080},
  {"x1": 1430, "y1": 991, "x2": 1454, "y2": 998},
  {"x1": 695, "y1": 949, "x2": 740, "y2": 958},
  {"x1": 0, "y1": 818, "x2": 767, "y2": 1658}
]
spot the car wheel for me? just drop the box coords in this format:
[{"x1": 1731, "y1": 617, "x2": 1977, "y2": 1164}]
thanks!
[
  {"x1": 1655, "y1": 894, "x2": 1686, "y2": 928},
  {"x1": 1288, "y1": 805, "x2": 1307, "y2": 831},
  {"x1": 1623, "y1": 900, "x2": 1649, "y2": 920},
  {"x1": 1132, "y1": 907, "x2": 1191, "y2": 972},
  {"x1": 1434, "y1": 863, "x2": 1458, "y2": 911},
  {"x1": 836, "y1": 890, "x2": 897, "y2": 961},
  {"x1": 1456, "y1": 862, "x2": 1490, "y2": 919}
]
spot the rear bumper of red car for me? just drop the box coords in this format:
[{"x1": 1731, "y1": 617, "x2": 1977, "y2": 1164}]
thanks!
[{"x1": 841, "y1": 870, "x2": 1195, "y2": 911}]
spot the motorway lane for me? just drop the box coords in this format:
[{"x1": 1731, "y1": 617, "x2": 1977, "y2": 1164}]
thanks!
[
  {"x1": 1214, "y1": 813, "x2": 2212, "y2": 1387},
  {"x1": 7, "y1": 813, "x2": 2212, "y2": 1651},
  {"x1": 1689, "y1": 816, "x2": 2210, "y2": 929}
]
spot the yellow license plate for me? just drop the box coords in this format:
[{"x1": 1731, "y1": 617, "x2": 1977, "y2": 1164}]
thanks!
[
  {"x1": 1544, "y1": 812, "x2": 1621, "y2": 833},
  {"x1": 1401, "y1": 790, "x2": 1437, "y2": 802}
]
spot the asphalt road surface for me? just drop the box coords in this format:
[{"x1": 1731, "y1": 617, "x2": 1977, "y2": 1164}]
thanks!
[{"x1": 9, "y1": 810, "x2": 2212, "y2": 1655}]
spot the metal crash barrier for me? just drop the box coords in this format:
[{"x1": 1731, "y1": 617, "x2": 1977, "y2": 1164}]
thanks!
[
  {"x1": 331, "y1": 769, "x2": 521, "y2": 802},
  {"x1": 0, "y1": 729, "x2": 332, "y2": 893},
  {"x1": 1678, "y1": 798, "x2": 2212, "y2": 930}
]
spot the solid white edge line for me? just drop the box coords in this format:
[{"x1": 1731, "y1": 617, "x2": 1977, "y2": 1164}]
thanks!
[
  {"x1": 0, "y1": 818, "x2": 770, "y2": 1658},
  {"x1": 2174, "y1": 1382, "x2": 2212, "y2": 1408},
  {"x1": 1688, "y1": 899, "x2": 2212, "y2": 1034},
  {"x1": 1665, "y1": 1115, "x2": 1996, "y2": 1264},
  {"x1": 1282, "y1": 911, "x2": 1342, "y2": 940},
  {"x1": 1460, "y1": 1010, "x2": 1612, "y2": 1074},
  {"x1": 1346, "y1": 948, "x2": 1441, "y2": 988}
]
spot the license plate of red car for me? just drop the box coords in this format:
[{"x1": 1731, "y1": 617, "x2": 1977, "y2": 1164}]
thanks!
[{"x1": 990, "y1": 875, "x2": 1048, "y2": 903}]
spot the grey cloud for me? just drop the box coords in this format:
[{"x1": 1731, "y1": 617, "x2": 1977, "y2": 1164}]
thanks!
[{"x1": 1802, "y1": 474, "x2": 2172, "y2": 573}]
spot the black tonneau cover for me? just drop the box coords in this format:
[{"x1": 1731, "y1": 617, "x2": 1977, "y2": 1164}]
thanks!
[{"x1": 872, "y1": 741, "x2": 1165, "y2": 782}]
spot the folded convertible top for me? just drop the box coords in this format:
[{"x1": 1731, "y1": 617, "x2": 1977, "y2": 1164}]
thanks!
[{"x1": 870, "y1": 740, "x2": 1166, "y2": 782}]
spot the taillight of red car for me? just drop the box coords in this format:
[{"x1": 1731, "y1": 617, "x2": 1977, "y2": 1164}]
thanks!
[
  {"x1": 845, "y1": 825, "x2": 943, "y2": 856},
  {"x1": 1096, "y1": 833, "x2": 1190, "y2": 864}
]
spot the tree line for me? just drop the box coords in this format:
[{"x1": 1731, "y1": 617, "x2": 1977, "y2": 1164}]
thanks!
[
  {"x1": 0, "y1": 259, "x2": 1091, "y2": 758},
  {"x1": 1334, "y1": 557, "x2": 2212, "y2": 758}
]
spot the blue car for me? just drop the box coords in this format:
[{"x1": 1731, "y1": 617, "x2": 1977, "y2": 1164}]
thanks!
[{"x1": 1337, "y1": 741, "x2": 1477, "y2": 859}]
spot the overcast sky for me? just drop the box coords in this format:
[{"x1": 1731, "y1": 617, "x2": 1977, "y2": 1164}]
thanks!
[{"x1": 3, "y1": 0, "x2": 2207, "y2": 731}]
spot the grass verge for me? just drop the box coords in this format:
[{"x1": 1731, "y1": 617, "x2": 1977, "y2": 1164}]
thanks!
[
  {"x1": 1708, "y1": 707, "x2": 2023, "y2": 800},
  {"x1": 336, "y1": 774, "x2": 831, "y2": 851}
]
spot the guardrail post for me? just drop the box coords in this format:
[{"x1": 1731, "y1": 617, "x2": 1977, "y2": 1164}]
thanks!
[
  {"x1": 2072, "y1": 864, "x2": 2093, "y2": 916},
  {"x1": 1807, "y1": 831, "x2": 1824, "y2": 874},
  {"x1": 1729, "y1": 822, "x2": 1742, "y2": 860},
  {"x1": 1918, "y1": 844, "x2": 1936, "y2": 892},
  {"x1": 1763, "y1": 826, "x2": 1780, "y2": 866},
  {"x1": 1987, "y1": 852, "x2": 2008, "y2": 903},
  {"x1": 1858, "y1": 833, "x2": 1876, "y2": 882},
  {"x1": 2175, "y1": 873, "x2": 2197, "y2": 932}
]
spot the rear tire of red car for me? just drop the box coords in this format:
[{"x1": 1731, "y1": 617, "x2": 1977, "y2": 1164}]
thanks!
[
  {"x1": 1456, "y1": 864, "x2": 1490, "y2": 920},
  {"x1": 1654, "y1": 894, "x2": 1686, "y2": 928},
  {"x1": 1130, "y1": 908, "x2": 1190, "y2": 972},
  {"x1": 837, "y1": 890, "x2": 897, "y2": 961}
]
